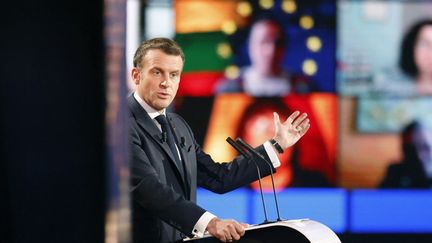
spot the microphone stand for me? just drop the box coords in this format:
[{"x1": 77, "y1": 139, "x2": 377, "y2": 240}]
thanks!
[
  {"x1": 226, "y1": 137, "x2": 270, "y2": 224},
  {"x1": 236, "y1": 137, "x2": 283, "y2": 222}
]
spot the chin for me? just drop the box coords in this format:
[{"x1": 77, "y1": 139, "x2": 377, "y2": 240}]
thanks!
[{"x1": 158, "y1": 103, "x2": 171, "y2": 110}]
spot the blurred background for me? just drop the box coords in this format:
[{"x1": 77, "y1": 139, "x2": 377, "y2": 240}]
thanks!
[
  {"x1": 2, "y1": 0, "x2": 432, "y2": 243},
  {"x1": 132, "y1": 0, "x2": 432, "y2": 242}
]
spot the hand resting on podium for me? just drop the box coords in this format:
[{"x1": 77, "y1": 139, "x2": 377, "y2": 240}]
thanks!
[{"x1": 205, "y1": 217, "x2": 249, "y2": 242}]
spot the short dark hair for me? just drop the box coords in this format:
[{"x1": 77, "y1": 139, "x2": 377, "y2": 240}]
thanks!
[
  {"x1": 133, "y1": 38, "x2": 185, "y2": 68},
  {"x1": 399, "y1": 19, "x2": 432, "y2": 78},
  {"x1": 249, "y1": 13, "x2": 287, "y2": 46},
  {"x1": 401, "y1": 120, "x2": 424, "y2": 166}
]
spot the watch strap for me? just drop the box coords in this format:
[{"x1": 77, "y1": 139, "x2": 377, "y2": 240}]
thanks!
[{"x1": 270, "y1": 139, "x2": 284, "y2": 154}]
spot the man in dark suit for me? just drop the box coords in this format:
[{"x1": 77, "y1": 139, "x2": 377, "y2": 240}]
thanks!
[{"x1": 129, "y1": 38, "x2": 310, "y2": 243}]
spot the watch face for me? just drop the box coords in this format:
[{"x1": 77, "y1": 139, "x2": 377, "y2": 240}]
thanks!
[{"x1": 270, "y1": 139, "x2": 283, "y2": 153}]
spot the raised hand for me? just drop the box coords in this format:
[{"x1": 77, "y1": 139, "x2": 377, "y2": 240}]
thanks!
[{"x1": 273, "y1": 111, "x2": 310, "y2": 150}]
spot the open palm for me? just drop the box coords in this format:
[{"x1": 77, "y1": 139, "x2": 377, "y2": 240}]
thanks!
[{"x1": 273, "y1": 111, "x2": 310, "y2": 150}]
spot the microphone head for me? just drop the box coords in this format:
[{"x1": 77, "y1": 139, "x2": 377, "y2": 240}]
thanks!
[{"x1": 226, "y1": 137, "x2": 252, "y2": 159}]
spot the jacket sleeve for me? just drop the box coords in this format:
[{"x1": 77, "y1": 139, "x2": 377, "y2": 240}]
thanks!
[
  {"x1": 176, "y1": 115, "x2": 276, "y2": 194},
  {"x1": 195, "y1": 144, "x2": 276, "y2": 194}
]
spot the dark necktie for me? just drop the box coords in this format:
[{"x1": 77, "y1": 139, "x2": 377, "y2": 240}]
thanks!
[{"x1": 155, "y1": 115, "x2": 184, "y2": 176}]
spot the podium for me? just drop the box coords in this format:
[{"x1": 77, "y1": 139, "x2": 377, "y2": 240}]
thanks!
[{"x1": 184, "y1": 219, "x2": 341, "y2": 243}]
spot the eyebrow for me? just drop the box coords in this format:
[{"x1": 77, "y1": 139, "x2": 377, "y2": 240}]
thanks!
[
  {"x1": 151, "y1": 67, "x2": 162, "y2": 72},
  {"x1": 151, "y1": 66, "x2": 181, "y2": 73}
]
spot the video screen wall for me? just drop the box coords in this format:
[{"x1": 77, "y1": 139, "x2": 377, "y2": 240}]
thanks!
[
  {"x1": 170, "y1": 0, "x2": 339, "y2": 189},
  {"x1": 141, "y1": 0, "x2": 432, "y2": 233},
  {"x1": 337, "y1": 0, "x2": 432, "y2": 189}
]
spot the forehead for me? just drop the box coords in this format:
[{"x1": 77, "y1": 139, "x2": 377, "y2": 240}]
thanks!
[
  {"x1": 250, "y1": 21, "x2": 282, "y2": 40},
  {"x1": 418, "y1": 25, "x2": 432, "y2": 39},
  {"x1": 143, "y1": 49, "x2": 184, "y2": 70}
]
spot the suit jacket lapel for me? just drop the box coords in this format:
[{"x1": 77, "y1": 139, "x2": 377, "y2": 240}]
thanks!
[{"x1": 128, "y1": 95, "x2": 187, "y2": 189}]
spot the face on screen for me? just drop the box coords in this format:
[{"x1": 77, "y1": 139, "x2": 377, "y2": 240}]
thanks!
[
  {"x1": 248, "y1": 20, "x2": 285, "y2": 76},
  {"x1": 414, "y1": 25, "x2": 432, "y2": 78},
  {"x1": 243, "y1": 110, "x2": 274, "y2": 146}
]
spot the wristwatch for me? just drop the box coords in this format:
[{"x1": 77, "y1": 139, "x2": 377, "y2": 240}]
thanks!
[{"x1": 269, "y1": 139, "x2": 284, "y2": 154}]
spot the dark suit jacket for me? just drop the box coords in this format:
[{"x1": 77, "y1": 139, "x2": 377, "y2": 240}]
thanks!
[{"x1": 128, "y1": 95, "x2": 275, "y2": 243}]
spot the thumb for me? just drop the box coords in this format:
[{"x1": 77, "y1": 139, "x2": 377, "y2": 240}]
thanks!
[
  {"x1": 273, "y1": 112, "x2": 280, "y2": 127},
  {"x1": 240, "y1": 223, "x2": 250, "y2": 228}
]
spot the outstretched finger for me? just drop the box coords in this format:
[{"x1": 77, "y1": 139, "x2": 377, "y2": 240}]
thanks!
[
  {"x1": 292, "y1": 113, "x2": 308, "y2": 127},
  {"x1": 298, "y1": 118, "x2": 310, "y2": 129},
  {"x1": 284, "y1": 110, "x2": 300, "y2": 125},
  {"x1": 299, "y1": 123, "x2": 311, "y2": 136}
]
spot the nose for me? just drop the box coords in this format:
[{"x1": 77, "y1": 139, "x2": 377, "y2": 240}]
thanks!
[
  {"x1": 160, "y1": 79, "x2": 168, "y2": 87},
  {"x1": 160, "y1": 74, "x2": 170, "y2": 87},
  {"x1": 263, "y1": 42, "x2": 276, "y2": 57}
]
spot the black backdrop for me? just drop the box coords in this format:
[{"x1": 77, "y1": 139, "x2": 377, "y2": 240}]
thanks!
[{"x1": 0, "y1": 1, "x2": 105, "y2": 243}]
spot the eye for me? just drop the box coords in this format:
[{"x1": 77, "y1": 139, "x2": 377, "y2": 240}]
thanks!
[
  {"x1": 417, "y1": 39, "x2": 432, "y2": 49},
  {"x1": 170, "y1": 73, "x2": 179, "y2": 79},
  {"x1": 153, "y1": 70, "x2": 161, "y2": 76}
]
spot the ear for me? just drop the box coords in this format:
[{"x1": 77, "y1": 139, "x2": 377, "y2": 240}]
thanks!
[{"x1": 131, "y1": 67, "x2": 141, "y2": 85}]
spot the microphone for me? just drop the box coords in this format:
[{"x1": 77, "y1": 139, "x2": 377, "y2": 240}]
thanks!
[
  {"x1": 226, "y1": 137, "x2": 251, "y2": 159},
  {"x1": 161, "y1": 132, "x2": 167, "y2": 143},
  {"x1": 236, "y1": 137, "x2": 283, "y2": 222},
  {"x1": 226, "y1": 137, "x2": 270, "y2": 224}
]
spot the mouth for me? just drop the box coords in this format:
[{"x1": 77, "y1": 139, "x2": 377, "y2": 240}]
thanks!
[{"x1": 157, "y1": 92, "x2": 171, "y2": 99}]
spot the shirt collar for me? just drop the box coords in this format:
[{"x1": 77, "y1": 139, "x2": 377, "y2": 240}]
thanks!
[{"x1": 133, "y1": 92, "x2": 166, "y2": 119}]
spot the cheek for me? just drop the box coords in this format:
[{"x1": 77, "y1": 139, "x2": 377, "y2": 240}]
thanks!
[
  {"x1": 171, "y1": 82, "x2": 180, "y2": 95},
  {"x1": 415, "y1": 48, "x2": 432, "y2": 65},
  {"x1": 264, "y1": 44, "x2": 275, "y2": 55},
  {"x1": 249, "y1": 47, "x2": 259, "y2": 60},
  {"x1": 138, "y1": 79, "x2": 158, "y2": 99},
  {"x1": 415, "y1": 51, "x2": 424, "y2": 64},
  {"x1": 173, "y1": 81, "x2": 180, "y2": 90},
  {"x1": 145, "y1": 79, "x2": 159, "y2": 91}
]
